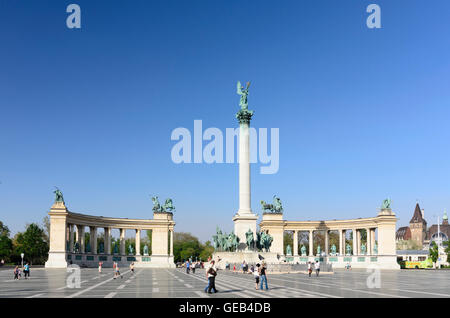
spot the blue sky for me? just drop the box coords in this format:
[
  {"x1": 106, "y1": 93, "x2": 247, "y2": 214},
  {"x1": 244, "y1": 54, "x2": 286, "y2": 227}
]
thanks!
[{"x1": 1, "y1": 0, "x2": 449, "y2": 241}]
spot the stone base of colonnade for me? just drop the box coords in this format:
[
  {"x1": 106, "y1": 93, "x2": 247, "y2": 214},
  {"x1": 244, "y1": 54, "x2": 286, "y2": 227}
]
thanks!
[
  {"x1": 134, "y1": 255, "x2": 175, "y2": 268},
  {"x1": 62, "y1": 253, "x2": 175, "y2": 268},
  {"x1": 45, "y1": 251, "x2": 68, "y2": 268},
  {"x1": 284, "y1": 255, "x2": 400, "y2": 270}
]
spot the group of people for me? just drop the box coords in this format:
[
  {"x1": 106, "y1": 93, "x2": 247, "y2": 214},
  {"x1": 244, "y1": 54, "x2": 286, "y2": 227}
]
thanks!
[
  {"x1": 307, "y1": 260, "x2": 320, "y2": 277},
  {"x1": 203, "y1": 259, "x2": 269, "y2": 293},
  {"x1": 97, "y1": 261, "x2": 135, "y2": 279},
  {"x1": 251, "y1": 262, "x2": 269, "y2": 290},
  {"x1": 13, "y1": 263, "x2": 30, "y2": 280},
  {"x1": 184, "y1": 260, "x2": 203, "y2": 274}
]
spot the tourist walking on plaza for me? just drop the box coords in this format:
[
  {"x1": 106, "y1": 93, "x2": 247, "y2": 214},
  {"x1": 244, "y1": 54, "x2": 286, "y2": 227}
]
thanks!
[
  {"x1": 253, "y1": 264, "x2": 260, "y2": 290},
  {"x1": 23, "y1": 263, "x2": 30, "y2": 279},
  {"x1": 98, "y1": 261, "x2": 103, "y2": 273},
  {"x1": 192, "y1": 262, "x2": 196, "y2": 274},
  {"x1": 186, "y1": 260, "x2": 190, "y2": 274},
  {"x1": 13, "y1": 266, "x2": 20, "y2": 280},
  {"x1": 308, "y1": 262, "x2": 312, "y2": 277},
  {"x1": 259, "y1": 262, "x2": 268, "y2": 290},
  {"x1": 315, "y1": 261, "x2": 320, "y2": 277},
  {"x1": 113, "y1": 262, "x2": 122, "y2": 279},
  {"x1": 130, "y1": 262, "x2": 135, "y2": 274},
  {"x1": 206, "y1": 260, "x2": 218, "y2": 294}
]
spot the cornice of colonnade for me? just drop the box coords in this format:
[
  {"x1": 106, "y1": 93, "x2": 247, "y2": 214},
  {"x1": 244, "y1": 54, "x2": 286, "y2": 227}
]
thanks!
[
  {"x1": 259, "y1": 213, "x2": 397, "y2": 231},
  {"x1": 48, "y1": 202, "x2": 175, "y2": 230}
]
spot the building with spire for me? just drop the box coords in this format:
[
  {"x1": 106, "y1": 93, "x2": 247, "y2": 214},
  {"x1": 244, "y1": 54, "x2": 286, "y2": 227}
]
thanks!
[
  {"x1": 396, "y1": 204, "x2": 450, "y2": 249},
  {"x1": 409, "y1": 203, "x2": 427, "y2": 246}
]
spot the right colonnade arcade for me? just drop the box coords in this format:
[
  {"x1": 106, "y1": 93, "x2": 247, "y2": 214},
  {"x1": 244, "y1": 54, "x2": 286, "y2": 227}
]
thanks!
[{"x1": 260, "y1": 209, "x2": 399, "y2": 269}]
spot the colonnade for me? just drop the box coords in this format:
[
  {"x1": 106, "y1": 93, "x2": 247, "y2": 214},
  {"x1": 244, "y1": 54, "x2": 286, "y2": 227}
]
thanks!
[
  {"x1": 290, "y1": 228, "x2": 377, "y2": 256},
  {"x1": 45, "y1": 201, "x2": 176, "y2": 268}
]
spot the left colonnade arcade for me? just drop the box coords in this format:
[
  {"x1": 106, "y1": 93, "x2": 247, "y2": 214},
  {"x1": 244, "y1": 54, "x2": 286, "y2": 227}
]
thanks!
[{"x1": 45, "y1": 201, "x2": 176, "y2": 268}]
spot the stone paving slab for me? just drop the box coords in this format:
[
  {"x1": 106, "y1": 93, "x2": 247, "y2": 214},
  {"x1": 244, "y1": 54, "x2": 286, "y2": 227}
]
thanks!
[{"x1": 0, "y1": 267, "x2": 449, "y2": 298}]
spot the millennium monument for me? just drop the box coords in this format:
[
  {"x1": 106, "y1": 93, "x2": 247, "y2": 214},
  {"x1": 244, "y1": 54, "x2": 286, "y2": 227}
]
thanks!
[{"x1": 233, "y1": 81, "x2": 259, "y2": 245}]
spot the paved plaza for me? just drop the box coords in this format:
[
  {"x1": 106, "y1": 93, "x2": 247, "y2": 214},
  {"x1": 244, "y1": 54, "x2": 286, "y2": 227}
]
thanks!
[{"x1": 0, "y1": 267, "x2": 449, "y2": 298}]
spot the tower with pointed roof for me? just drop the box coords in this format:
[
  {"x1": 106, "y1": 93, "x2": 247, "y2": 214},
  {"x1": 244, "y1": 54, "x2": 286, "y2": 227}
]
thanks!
[{"x1": 409, "y1": 203, "x2": 427, "y2": 247}]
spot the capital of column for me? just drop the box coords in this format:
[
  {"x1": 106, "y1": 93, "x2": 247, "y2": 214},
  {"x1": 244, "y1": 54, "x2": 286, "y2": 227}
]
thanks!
[{"x1": 236, "y1": 109, "x2": 254, "y2": 125}]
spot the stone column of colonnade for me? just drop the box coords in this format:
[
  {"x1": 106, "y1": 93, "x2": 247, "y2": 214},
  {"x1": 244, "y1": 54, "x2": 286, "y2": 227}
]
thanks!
[
  {"x1": 90, "y1": 226, "x2": 97, "y2": 254},
  {"x1": 104, "y1": 227, "x2": 111, "y2": 254},
  {"x1": 119, "y1": 228, "x2": 125, "y2": 255},
  {"x1": 370, "y1": 228, "x2": 376, "y2": 254},
  {"x1": 293, "y1": 231, "x2": 298, "y2": 256},
  {"x1": 339, "y1": 229, "x2": 343, "y2": 255},
  {"x1": 356, "y1": 230, "x2": 361, "y2": 255},
  {"x1": 309, "y1": 230, "x2": 313, "y2": 256},
  {"x1": 352, "y1": 229, "x2": 357, "y2": 256},
  {"x1": 324, "y1": 230, "x2": 329, "y2": 255},
  {"x1": 135, "y1": 230, "x2": 141, "y2": 256},
  {"x1": 366, "y1": 227, "x2": 371, "y2": 256},
  {"x1": 69, "y1": 224, "x2": 74, "y2": 253},
  {"x1": 170, "y1": 230, "x2": 174, "y2": 256},
  {"x1": 78, "y1": 225, "x2": 85, "y2": 253}
]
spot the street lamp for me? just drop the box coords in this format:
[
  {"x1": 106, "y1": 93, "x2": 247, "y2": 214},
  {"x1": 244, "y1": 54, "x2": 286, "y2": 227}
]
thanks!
[{"x1": 20, "y1": 253, "x2": 24, "y2": 268}]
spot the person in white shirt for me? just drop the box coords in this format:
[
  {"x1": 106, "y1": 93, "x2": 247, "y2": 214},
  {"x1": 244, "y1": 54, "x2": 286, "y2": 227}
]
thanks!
[
  {"x1": 307, "y1": 262, "x2": 312, "y2": 277},
  {"x1": 253, "y1": 263, "x2": 260, "y2": 290},
  {"x1": 314, "y1": 261, "x2": 320, "y2": 276},
  {"x1": 205, "y1": 260, "x2": 218, "y2": 294}
]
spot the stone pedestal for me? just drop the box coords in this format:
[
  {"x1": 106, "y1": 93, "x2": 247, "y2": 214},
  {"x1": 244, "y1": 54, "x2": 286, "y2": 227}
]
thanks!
[
  {"x1": 212, "y1": 251, "x2": 280, "y2": 269},
  {"x1": 233, "y1": 213, "x2": 258, "y2": 247},
  {"x1": 45, "y1": 202, "x2": 69, "y2": 268}
]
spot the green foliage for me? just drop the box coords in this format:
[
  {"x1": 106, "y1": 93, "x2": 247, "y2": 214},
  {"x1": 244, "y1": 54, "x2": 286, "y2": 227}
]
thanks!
[
  {"x1": 0, "y1": 234, "x2": 13, "y2": 262},
  {"x1": 42, "y1": 216, "x2": 50, "y2": 242},
  {"x1": 173, "y1": 232, "x2": 213, "y2": 262},
  {"x1": 13, "y1": 223, "x2": 49, "y2": 265},
  {"x1": 429, "y1": 241, "x2": 439, "y2": 263},
  {"x1": 0, "y1": 221, "x2": 11, "y2": 237},
  {"x1": 199, "y1": 241, "x2": 214, "y2": 261}
]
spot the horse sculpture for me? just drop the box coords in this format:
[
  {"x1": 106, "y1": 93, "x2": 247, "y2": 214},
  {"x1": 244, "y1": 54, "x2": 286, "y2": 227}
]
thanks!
[
  {"x1": 151, "y1": 196, "x2": 176, "y2": 213},
  {"x1": 163, "y1": 198, "x2": 175, "y2": 212},
  {"x1": 260, "y1": 195, "x2": 283, "y2": 213},
  {"x1": 151, "y1": 196, "x2": 162, "y2": 212}
]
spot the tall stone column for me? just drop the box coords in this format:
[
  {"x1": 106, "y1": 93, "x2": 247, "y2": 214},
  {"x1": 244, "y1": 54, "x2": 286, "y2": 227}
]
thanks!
[
  {"x1": 293, "y1": 231, "x2": 298, "y2": 256},
  {"x1": 69, "y1": 224, "x2": 74, "y2": 253},
  {"x1": 90, "y1": 226, "x2": 97, "y2": 254},
  {"x1": 309, "y1": 230, "x2": 314, "y2": 256},
  {"x1": 104, "y1": 227, "x2": 111, "y2": 254},
  {"x1": 233, "y1": 84, "x2": 258, "y2": 245},
  {"x1": 352, "y1": 229, "x2": 357, "y2": 256},
  {"x1": 339, "y1": 229, "x2": 343, "y2": 255},
  {"x1": 135, "y1": 229, "x2": 141, "y2": 256},
  {"x1": 120, "y1": 228, "x2": 125, "y2": 255},
  {"x1": 324, "y1": 230, "x2": 329, "y2": 255}
]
